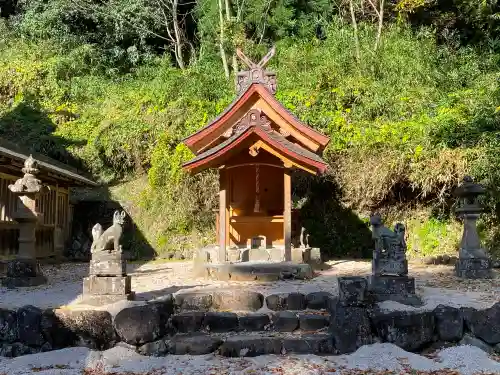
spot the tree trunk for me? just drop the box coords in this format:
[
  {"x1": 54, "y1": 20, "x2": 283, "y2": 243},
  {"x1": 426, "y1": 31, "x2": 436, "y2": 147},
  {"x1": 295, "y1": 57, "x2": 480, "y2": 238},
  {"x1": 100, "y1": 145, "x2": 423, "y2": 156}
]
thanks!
[
  {"x1": 224, "y1": 0, "x2": 238, "y2": 73},
  {"x1": 349, "y1": 0, "x2": 361, "y2": 63},
  {"x1": 374, "y1": 0, "x2": 384, "y2": 52},
  {"x1": 218, "y1": 0, "x2": 230, "y2": 78},
  {"x1": 171, "y1": 0, "x2": 185, "y2": 69}
]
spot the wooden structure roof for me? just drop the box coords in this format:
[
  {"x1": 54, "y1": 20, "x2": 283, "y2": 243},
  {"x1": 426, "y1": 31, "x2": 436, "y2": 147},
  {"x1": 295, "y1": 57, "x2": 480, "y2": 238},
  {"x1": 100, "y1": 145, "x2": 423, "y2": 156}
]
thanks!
[
  {"x1": 183, "y1": 108, "x2": 328, "y2": 175},
  {"x1": 183, "y1": 83, "x2": 330, "y2": 156},
  {"x1": 182, "y1": 47, "x2": 330, "y2": 175},
  {"x1": 0, "y1": 138, "x2": 97, "y2": 187}
]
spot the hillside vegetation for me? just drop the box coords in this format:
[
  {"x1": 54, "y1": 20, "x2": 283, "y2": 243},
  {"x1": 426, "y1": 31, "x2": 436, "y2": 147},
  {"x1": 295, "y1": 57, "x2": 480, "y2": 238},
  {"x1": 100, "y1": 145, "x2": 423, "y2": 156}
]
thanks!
[{"x1": 1, "y1": 0, "x2": 500, "y2": 259}]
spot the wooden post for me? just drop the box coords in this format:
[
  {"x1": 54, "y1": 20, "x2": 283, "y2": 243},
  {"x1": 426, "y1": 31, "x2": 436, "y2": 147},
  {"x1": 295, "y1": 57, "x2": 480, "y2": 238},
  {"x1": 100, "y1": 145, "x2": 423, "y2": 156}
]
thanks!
[
  {"x1": 219, "y1": 169, "x2": 227, "y2": 263},
  {"x1": 53, "y1": 184, "x2": 59, "y2": 255},
  {"x1": 284, "y1": 165, "x2": 292, "y2": 261}
]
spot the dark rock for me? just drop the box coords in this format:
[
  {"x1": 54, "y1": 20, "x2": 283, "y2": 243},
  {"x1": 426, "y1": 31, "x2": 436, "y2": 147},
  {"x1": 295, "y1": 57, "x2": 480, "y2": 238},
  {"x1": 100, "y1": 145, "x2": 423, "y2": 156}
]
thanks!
[
  {"x1": 42, "y1": 309, "x2": 115, "y2": 350},
  {"x1": 213, "y1": 291, "x2": 263, "y2": 311},
  {"x1": 40, "y1": 342, "x2": 52, "y2": 352},
  {"x1": 266, "y1": 294, "x2": 287, "y2": 311},
  {"x1": 287, "y1": 293, "x2": 307, "y2": 310},
  {"x1": 338, "y1": 276, "x2": 368, "y2": 306},
  {"x1": 468, "y1": 303, "x2": 500, "y2": 344},
  {"x1": 114, "y1": 304, "x2": 170, "y2": 345},
  {"x1": 168, "y1": 333, "x2": 222, "y2": 355},
  {"x1": 0, "y1": 342, "x2": 37, "y2": 357},
  {"x1": 371, "y1": 310, "x2": 435, "y2": 351},
  {"x1": 423, "y1": 257, "x2": 434, "y2": 265},
  {"x1": 219, "y1": 336, "x2": 281, "y2": 357},
  {"x1": 460, "y1": 334, "x2": 494, "y2": 354},
  {"x1": 298, "y1": 314, "x2": 328, "y2": 331},
  {"x1": 172, "y1": 312, "x2": 205, "y2": 333},
  {"x1": 41, "y1": 309, "x2": 74, "y2": 348},
  {"x1": 329, "y1": 303, "x2": 372, "y2": 354},
  {"x1": 17, "y1": 305, "x2": 44, "y2": 347},
  {"x1": 305, "y1": 292, "x2": 333, "y2": 310},
  {"x1": 175, "y1": 293, "x2": 213, "y2": 311},
  {"x1": 137, "y1": 339, "x2": 169, "y2": 356},
  {"x1": 460, "y1": 306, "x2": 477, "y2": 331},
  {"x1": 271, "y1": 311, "x2": 298, "y2": 332},
  {"x1": 282, "y1": 334, "x2": 334, "y2": 354},
  {"x1": 495, "y1": 343, "x2": 500, "y2": 353},
  {"x1": 203, "y1": 312, "x2": 238, "y2": 332},
  {"x1": 266, "y1": 293, "x2": 305, "y2": 311},
  {"x1": 434, "y1": 305, "x2": 464, "y2": 342},
  {"x1": 148, "y1": 296, "x2": 175, "y2": 315},
  {"x1": 239, "y1": 313, "x2": 270, "y2": 331},
  {"x1": 0, "y1": 308, "x2": 18, "y2": 343}
]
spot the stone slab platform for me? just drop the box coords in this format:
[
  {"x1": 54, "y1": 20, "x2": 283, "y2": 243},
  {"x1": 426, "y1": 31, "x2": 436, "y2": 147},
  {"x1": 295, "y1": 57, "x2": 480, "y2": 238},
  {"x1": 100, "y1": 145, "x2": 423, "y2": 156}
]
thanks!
[
  {"x1": 79, "y1": 292, "x2": 136, "y2": 306},
  {"x1": 203, "y1": 262, "x2": 314, "y2": 281}
]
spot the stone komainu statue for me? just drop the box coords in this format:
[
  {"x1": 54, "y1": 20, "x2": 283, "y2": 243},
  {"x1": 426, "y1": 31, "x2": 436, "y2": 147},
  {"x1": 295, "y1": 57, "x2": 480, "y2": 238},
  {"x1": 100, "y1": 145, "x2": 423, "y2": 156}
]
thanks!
[
  {"x1": 90, "y1": 210, "x2": 126, "y2": 253},
  {"x1": 370, "y1": 213, "x2": 408, "y2": 277}
]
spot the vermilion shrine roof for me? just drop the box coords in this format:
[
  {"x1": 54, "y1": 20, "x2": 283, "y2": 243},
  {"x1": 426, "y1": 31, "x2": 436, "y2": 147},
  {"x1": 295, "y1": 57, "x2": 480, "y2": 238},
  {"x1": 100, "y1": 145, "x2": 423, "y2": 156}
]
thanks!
[{"x1": 182, "y1": 47, "x2": 330, "y2": 175}]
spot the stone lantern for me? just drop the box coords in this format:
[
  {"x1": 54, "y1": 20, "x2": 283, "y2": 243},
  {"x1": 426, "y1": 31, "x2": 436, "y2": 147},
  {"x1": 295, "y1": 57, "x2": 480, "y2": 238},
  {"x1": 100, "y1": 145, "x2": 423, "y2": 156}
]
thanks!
[
  {"x1": 453, "y1": 176, "x2": 492, "y2": 279},
  {"x1": 3, "y1": 155, "x2": 49, "y2": 287}
]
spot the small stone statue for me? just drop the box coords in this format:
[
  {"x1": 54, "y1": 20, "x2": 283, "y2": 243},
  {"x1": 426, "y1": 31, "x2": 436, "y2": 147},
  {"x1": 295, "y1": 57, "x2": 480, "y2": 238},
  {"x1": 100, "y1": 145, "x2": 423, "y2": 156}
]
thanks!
[
  {"x1": 370, "y1": 213, "x2": 408, "y2": 277},
  {"x1": 90, "y1": 210, "x2": 126, "y2": 253}
]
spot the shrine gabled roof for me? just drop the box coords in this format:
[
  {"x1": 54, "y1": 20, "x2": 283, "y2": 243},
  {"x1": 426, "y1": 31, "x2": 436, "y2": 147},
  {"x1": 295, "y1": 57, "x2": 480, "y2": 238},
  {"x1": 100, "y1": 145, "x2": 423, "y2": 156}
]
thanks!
[
  {"x1": 182, "y1": 83, "x2": 330, "y2": 154},
  {"x1": 0, "y1": 137, "x2": 97, "y2": 186},
  {"x1": 182, "y1": 123, "x2": 329, "y2": 175}
]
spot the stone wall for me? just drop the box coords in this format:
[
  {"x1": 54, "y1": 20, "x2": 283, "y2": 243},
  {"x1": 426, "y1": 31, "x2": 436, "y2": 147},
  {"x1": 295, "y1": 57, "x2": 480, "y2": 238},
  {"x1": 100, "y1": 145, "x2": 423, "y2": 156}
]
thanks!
[{"x1": 1, "y1": 291, "x2": 500, "y2": 357}]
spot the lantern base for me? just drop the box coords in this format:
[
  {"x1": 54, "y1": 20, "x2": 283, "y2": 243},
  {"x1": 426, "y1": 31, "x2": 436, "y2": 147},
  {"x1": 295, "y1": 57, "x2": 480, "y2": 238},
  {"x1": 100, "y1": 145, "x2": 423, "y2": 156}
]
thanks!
[
  {"x1": 455, "y1": 258, "x2": 493, "y2": 279},
  {"x1": 2, "y1": 259, "x2": 47, "y2": 288}
]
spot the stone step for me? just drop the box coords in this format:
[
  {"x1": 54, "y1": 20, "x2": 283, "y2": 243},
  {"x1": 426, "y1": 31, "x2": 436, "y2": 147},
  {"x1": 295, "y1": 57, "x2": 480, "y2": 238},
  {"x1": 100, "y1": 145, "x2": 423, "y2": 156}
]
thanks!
[
  {"x1": 204, "y1": 262, "x2": 314, "y2": 281},
  {"x1": 137, "y1": 331, "x2": 334, "y2": 357},
  {"x1": 173, "y1": 290, "x2": 334, "y2": 312},
  {"x1": 171, "y1": 311, "x2": 330, "y2": 333}
]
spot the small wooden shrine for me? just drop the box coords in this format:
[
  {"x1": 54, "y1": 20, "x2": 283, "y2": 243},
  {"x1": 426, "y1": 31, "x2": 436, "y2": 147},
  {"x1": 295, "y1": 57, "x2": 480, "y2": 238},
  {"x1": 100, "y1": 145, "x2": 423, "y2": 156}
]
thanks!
[{"x1": 183, "y1": 47, "x2": 330, "y2": 263}]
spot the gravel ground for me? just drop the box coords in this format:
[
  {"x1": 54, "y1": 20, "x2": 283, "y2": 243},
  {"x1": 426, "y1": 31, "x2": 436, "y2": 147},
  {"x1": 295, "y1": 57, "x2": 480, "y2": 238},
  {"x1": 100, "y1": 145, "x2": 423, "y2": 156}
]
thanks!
[
  {"x1": 0, "y1": 260, "x2": 498, "y2": 312},
  {"x1": 0, "y1": 343, "x2": 499, "y2": 375}
]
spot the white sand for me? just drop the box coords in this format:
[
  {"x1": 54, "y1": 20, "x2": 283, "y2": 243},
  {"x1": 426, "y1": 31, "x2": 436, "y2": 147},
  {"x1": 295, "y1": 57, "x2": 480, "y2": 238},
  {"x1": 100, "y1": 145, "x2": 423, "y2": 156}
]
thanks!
[
  {"x1": 0, "y1": 343, "x2": 499, "y2": 375},
  {"x1": 0, "y1": 261, "x2": 498, "y2": 313}
]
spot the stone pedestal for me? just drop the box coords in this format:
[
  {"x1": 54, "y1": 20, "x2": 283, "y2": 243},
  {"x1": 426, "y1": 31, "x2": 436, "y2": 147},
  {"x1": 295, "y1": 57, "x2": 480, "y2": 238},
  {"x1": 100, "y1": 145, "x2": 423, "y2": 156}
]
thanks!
[
  {"x1": 338, "y1": 276, "x2": 370, "y2": 306},
  {"x1": 82, "y1": 251, "x2": 134, "y2": 305},
  {"x1": 368, "y1": 275, "x2": 422, "y2": 306},
  {"x1": 3, "y1": 259, "x2": 47, "y2": 288},
  {"x1": 455, "y1": 258, "x2": 492, "y2": 279}
]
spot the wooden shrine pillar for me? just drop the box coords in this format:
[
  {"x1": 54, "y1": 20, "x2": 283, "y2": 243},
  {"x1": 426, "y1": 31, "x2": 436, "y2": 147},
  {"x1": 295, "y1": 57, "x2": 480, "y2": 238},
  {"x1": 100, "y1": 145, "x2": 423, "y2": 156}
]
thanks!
[
  {"x1": 284, "y1": 165, "x2": 292, "y2": 261},
  {"x1": 218, "y1": 168, "x2": 227, "y2": 263}
]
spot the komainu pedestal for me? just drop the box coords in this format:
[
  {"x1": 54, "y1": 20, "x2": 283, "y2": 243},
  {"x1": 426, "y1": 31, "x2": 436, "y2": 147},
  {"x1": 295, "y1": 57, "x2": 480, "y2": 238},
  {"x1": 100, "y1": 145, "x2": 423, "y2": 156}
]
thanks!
[
  {"x1": 82, "y1": 211, "x2": 134, "y2": 304},
  {"x1": 368, "y1": 214, "x2": 421, "y2": 306}
]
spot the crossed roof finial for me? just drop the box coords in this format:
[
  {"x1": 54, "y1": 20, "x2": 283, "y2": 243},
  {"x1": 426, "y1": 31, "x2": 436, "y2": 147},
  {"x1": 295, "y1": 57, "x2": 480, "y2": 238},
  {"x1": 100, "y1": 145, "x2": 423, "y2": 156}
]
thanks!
[
  {"x1": 235, "y1": 46, "x2": 277, "y2": 95},
  {"x1": 236, "y1": 46, "x2": 276, "y2": 70}
]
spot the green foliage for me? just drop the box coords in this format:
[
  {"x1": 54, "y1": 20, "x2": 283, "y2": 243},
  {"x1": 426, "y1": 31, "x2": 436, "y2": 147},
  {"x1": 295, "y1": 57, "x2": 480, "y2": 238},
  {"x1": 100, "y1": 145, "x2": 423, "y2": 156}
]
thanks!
[
  {"x1": 406, "y1": 217, "x2": 462, "y2": 257},
  {"x1": 3, "y1": 3, "x2": 500, "y2": 258}
]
